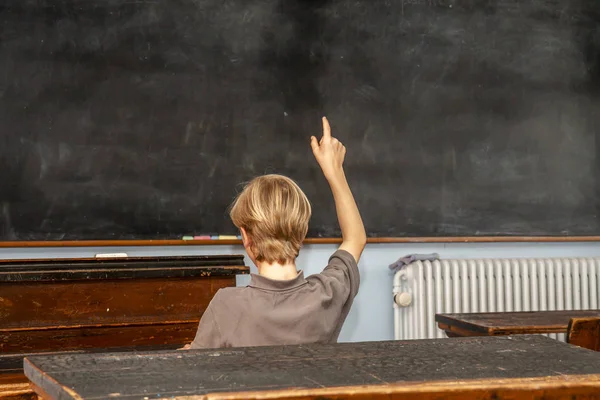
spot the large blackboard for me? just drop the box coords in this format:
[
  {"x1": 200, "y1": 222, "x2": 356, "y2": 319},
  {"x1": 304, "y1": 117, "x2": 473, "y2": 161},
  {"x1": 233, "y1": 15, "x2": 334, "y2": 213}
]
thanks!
[{"x1": 1, "y1": 0, "x2": 599, "y2": 241}]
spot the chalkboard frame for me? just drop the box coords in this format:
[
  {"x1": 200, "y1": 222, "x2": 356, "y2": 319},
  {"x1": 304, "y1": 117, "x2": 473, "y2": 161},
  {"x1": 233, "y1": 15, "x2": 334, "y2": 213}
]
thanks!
[{"x1": 1, "y1": 237, "x2": 600, "y2": 247}]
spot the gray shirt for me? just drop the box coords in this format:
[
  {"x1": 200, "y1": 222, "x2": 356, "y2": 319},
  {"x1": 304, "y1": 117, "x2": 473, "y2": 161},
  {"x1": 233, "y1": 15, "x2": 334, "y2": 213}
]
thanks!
[{"x1": 190, "y1": 249, "x2": 359, "y2": 348}]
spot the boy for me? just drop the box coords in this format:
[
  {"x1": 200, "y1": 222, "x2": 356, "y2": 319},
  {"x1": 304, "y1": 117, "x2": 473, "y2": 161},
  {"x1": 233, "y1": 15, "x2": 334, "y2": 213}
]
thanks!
[{"x1": 184, "y1": 117, "x2": 366, "y2": 348}]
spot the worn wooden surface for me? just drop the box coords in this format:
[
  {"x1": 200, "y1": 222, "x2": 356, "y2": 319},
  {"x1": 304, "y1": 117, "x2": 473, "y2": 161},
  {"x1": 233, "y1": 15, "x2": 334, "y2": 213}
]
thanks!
[
  {"x1": 568, "y1": 317, "x2": 600, "y2": 351},
  {"x1": 0, "y1": 346, "x2": 181, "y2": 400},
  {"x1": 0, "y1": 362, "x2": 34, "y2": 399},
  {"x1": 1, "y1": 276, "x2": 235, "y2": 353},
  {"x1": 1, "y1": 277, "x2": 233, "y2": 329},
  {"x1": 191, "y1": 377, "x2": 600, "y2": 400},
  {"x1": 0, "y1": 346, "x2": 180, "y2": 376},
  {"x1": 1, "y1": 353, "x2": 35, "y2": 386},
  {"x1": 1, "y1": 255, "x2": 247, "y2": 353},
  {"x1": 0, "y1": 357, "x2": 35, "y2": 400},
  {"x1": 436, "y1": 310, "x2": 600, "y2": 337},
  {"x1": 0, "y1": 383, "x2": 36, "y2": 400},
  {"x1": 3, "y1": 321, "x2": 200, "y2": 354},
  {"x1": 0, "y1": 255, "x2": 246, "y2": 282},
  {"x1": 0, "y1": 256, "x2": 248, "y2": 398},
  {"x1": 24, "y1": 335, "x2": 600, "y2": 400}
]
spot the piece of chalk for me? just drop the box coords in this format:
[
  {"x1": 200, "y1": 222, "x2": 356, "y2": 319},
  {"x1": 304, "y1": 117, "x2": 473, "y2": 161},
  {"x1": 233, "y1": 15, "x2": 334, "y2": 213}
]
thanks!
[
  {"x1": 95, "y1": 253, "x2": 128, "y2": 258},
  {"x1": 218, "y1": 235, "x2": 238, "y2": 240},
  {"x1": 194, "y1": 235, "x2": 211, "y2": 240},
  {"x1": 182, "y1": 236, "x2": 194, "y2": 240},
  {"x1": 210, "y1": 235, "x2": 219, "y2": 240}
]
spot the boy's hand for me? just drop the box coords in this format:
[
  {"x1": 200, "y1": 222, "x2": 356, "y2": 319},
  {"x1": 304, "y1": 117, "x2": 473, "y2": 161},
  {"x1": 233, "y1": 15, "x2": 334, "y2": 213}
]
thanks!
[
  {"x1": 310, "y1": 117, "x2": 346, "y2": 182},
  {"x1": 311, "y1": 117, "x2": 366, "y2": 262}
]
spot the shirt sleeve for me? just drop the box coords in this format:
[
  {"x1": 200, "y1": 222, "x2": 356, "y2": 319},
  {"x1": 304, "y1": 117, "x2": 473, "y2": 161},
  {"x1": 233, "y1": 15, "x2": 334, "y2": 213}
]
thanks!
[
  {"x1": 189, "y1": 304, "x2": 223, "y2": 349},
  {"x1": 320, "y1": 249, "x2": 361, "y2": 298}
]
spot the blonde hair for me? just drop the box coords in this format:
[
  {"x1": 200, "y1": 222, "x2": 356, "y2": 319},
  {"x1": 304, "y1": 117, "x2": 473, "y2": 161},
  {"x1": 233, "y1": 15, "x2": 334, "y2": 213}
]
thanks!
[{"x1": 230, "y1": 174, "x2": 311, "y2": 264}]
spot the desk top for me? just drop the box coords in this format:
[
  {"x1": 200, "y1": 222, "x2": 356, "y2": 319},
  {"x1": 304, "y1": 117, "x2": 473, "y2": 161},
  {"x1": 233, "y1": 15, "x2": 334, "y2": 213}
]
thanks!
[
  {"x1": 24, "y1": 335, "x2": 600, "y2": 400},
  {"x1": 436, "y1": 310, "x2": 600, "y2": 335},
  {"x1": 0, "y1": 255, "x2": 248, "y2": 282}
]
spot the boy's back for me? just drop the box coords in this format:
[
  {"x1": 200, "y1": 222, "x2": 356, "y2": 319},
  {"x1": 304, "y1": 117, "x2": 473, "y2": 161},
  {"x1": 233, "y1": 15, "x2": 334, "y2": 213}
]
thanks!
[
  {"x1": 191, "y1": 250, "x2": 358, "y2": 348},
  {"x1": 185, "y1": 117, "x2": 366, "y2": 349}
]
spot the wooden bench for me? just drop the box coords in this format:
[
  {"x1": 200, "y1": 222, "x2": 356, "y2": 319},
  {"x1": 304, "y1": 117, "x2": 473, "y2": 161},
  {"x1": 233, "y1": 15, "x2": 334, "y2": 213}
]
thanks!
[
  {"x1": 435, "y1": 310, "x2": 600, "y2": 337},
  {"x1": 568, "y1": 317, "x2": 600, "y2": 351},
  {"x1": 23, "y1": 335, "x2": 600, "y2": 399},
  {"x1": 0, "y1": 255, "x2": 249, "y2": 399}
]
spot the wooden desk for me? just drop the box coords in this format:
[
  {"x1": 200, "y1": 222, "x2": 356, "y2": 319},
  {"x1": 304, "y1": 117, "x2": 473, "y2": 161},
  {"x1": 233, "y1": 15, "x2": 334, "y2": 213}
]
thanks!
[
  {"x1": 0, "y1": 347, "x2": 177, "y2": 400},
  {"x1": 24, "y1": 335, "x2": 600, "y2": 400},
  {"x1": 0, "y1": 255, "x2": 248, "y2": 399},
  {"x1": 436, "y1": 310, "x2": 600, "y2": 337},
  {"x1": 1, "y1": 255, "x2": 248, "y2": 353}
]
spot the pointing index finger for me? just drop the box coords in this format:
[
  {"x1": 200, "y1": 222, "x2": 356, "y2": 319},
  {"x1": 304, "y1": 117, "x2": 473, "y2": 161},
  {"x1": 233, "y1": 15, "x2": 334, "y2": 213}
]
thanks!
[{"x1": 322, "y1": 116, "x2": 331, "y2": 139}]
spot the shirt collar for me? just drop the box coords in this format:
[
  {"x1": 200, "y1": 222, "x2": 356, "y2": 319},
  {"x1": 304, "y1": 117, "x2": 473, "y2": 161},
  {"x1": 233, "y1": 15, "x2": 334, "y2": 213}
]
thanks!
[{"x1": 248, "y1": 270, "x2": 307, "y2": 291}]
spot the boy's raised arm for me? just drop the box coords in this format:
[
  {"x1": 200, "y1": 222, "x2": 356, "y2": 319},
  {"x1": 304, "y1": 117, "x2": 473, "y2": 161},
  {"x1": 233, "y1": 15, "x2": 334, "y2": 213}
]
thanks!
[{"x1": 310, "y1": 117, "x2": 367, "y2": 263}]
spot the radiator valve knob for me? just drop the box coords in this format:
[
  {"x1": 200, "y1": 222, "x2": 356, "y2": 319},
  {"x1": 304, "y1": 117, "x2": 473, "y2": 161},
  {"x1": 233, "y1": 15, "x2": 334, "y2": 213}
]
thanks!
[{"x1": 394, "y1": 292, "x2": 412, "y2": 307}]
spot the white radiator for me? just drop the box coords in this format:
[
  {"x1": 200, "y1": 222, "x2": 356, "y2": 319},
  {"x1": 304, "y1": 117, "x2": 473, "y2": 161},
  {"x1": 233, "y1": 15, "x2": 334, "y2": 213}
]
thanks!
[{"x1": 393, "y1": 258, "x2": 600, "y2": 341}]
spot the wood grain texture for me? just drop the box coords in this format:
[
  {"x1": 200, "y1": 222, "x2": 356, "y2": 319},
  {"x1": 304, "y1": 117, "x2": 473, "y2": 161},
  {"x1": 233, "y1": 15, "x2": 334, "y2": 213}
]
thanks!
[
  {"x1": 435, "y1": 310, "x2": 600, "y2": 337},
  {"x1": 0, "y1": 256, "x2": 245, "y2": 265},
  {"x1": 1, "y1": 277, "x2": 233, "y2": 331},
  {"x1": 1, "y1": 346, "x2": 178, "y2": 374},
  {"x1": 1, "y1": 255, "x2": 247, "y2": 353},
  {"x1": 0, "y1": 361, "x2": 35, "y2": 400},
  {"x1": 3, "y1": 236, "x2": 600, "y2": 247},
  {"x1": 1, "y1": 256, "x2": 246, "y2": 399},
  {"x1": 1, "y1": 275, "x2": 231, "y2": 353},
  {"x1": 436, "y1": 323, "x2": 480, "y2": 338},
  {"x1": 568, "y1": 317, "x2": 600, "y2": 351},
  {"x1": 2, "y1": 322, "x2": 198, "y2": 354},
  {"x1": 0, "y1": 344, "x2": 182, "y2": 399},
  {"x1": 194, "y1": 376, "x2": 600, "y2": 400},
  {"x1": 23, "y1": 335, "x2": 600, "y2": 400},
  {"x1": 0, "y1": 375, "x2": 27, "y2": 387},
  {"x1": 0, "y1": 255, "x2": 247, "y2": 282},
  {"x1": 0, "y1": 369, "x2": 30, "y2": 399},
  {"x1": 0, "y1": 347, "x2": 185, "y2": 400},
  {"x1": 0, "y1": 382, "x2": 36, "y2": 400}
]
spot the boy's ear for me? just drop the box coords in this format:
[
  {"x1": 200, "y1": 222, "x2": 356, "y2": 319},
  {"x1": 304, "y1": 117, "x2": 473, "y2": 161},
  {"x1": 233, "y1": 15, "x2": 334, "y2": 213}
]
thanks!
[
  {"x1": 240, "y1": 227, "x2": 251, "y2": 247},
  {"x1": 240, "y1": 227, "x2": 257, "y2": 262}
]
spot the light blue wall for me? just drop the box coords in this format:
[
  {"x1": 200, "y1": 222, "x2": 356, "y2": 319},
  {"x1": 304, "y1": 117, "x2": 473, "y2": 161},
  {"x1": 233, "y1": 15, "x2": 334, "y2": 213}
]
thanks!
[{"x1": 3, "y1": 242, "x2": 600, "y2": 342}]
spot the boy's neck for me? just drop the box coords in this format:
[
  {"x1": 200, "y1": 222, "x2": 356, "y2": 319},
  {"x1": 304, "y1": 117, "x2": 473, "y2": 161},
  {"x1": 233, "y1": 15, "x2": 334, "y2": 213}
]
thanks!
[{"x1": 256, "y1": 261, "x2": 299, "y2": 281}]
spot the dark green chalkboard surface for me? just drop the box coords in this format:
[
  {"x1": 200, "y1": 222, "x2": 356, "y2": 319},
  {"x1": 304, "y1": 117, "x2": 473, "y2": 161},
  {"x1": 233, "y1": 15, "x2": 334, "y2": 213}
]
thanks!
[{"x1": 1, "y1": 0, "x2": 599, "y2": 241}]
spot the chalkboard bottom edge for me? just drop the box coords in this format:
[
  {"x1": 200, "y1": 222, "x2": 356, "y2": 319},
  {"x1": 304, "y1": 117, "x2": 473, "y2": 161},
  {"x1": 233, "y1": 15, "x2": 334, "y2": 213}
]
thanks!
[{"x1": 1, "y1": 237, "x2": 600, "y2": 247}]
